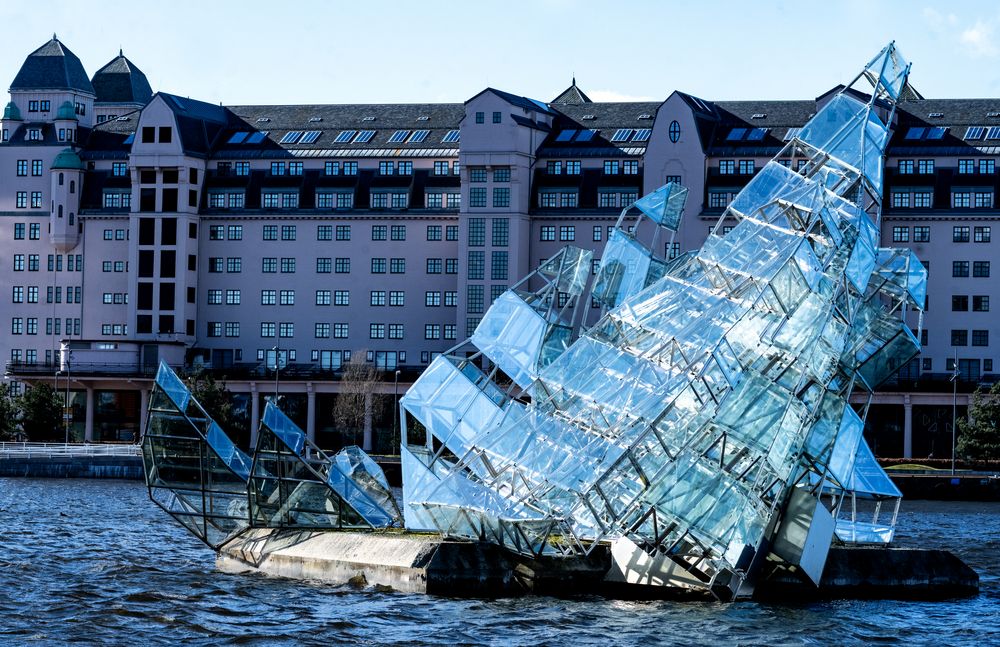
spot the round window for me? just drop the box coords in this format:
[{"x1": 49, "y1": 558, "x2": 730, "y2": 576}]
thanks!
[{"x1": 668, "y1": 120, "x2": 681, "y2": 143}]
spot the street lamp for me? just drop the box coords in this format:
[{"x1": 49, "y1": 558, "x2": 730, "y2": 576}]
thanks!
[
  {"x1": 393, "y1": 369, "x2": 401, "y2": 454},
  {"x1": 271, "y1": 345, "x2": 280, "y2": 401},
  {"x1": 950, "y1": 350, "x2": 959, "y2": 476},
  {"x1": 63, "y1": 349, "x2": 73, "y2": 444}
]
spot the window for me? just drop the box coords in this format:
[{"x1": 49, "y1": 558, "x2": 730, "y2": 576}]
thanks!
[
  {"x1": 371, "y1": 193, "x2": 389, "y2": 209},
  {"x1": 207, "y1": 289, "x2": 223, "y2": 305},
  {"x1": 226, "y1": 257, "x2": 242, "y2": 273},
  {"x1": 371, "y1": 258, "x2": 387, "y2": 274},
  {"x1": 316, "y1": 257, "x2": 332, "y2": 273},
  {"x1": 738, "y1": 160, "x2": 755, "y2": 175},
  {"x1": 279, "y1": 323, "x2": 294, "y2": 338},
  {"x1": 16, "y1": 160, "x2": 26, "y2": 176},
  {"x1": 332, "y1": 290, "x2": 349, "y2": 306},
  {"x1": 15, "y1": 192, "x2": 27, "y2": 208},
  {"x1": 953, "y1": 192, "x2": 972, "y2": 208},
  {"x1": 959, "y1": 159, "x2": 975, "y2": 174},
  {"x1": 11, "y1": 286, "x2": 22, "y2": 303},
  {"x1": 29, "y1": 223, "x2": 40, "y2": 240},
  {"x1": 444, "y1": 291, "x2": 457, "y2": 307},
  {"x1": 316, "y1": 225, "x2": 333, "y2": 241},
  {"x1": 259, "y1": 290, "x2": 277, "y2": 306},
  {"x1": 623, "y1": 160, "x2": 639, "y2": 175},
  {"x1": 973, "y1": 330, "x2": 990, "y2": 347},
  {"x1": 951, "y1": 330, "x2": 968, "y2": 346},
  {"x1": 371, "y1": 225, "x2": 387, "y2": 241},
  {"x1": 953, "y1": 261, "x2": 970, "y2": 277},
  {"x1": 333, "y1": 323, "x2": 348, "y2": 338},
  {"x1": 370, "y1": 323, "x2": 385, "y2": 339},
  {"x1": 315, "y1": 323, "x2": 331, "y2": 338},
  {"x1": 446, "y1": 225, "x2": 459, "y2": 241},
  {"x1": 426, "y1": 193, "x2": 444, "y2": 208},
  {"x1": 469, "y1": 188, "x2": 487, "y2": 207},
  {"x1": 467, "y1": 285, "x2": 484, "y2": 314},
  {"x1": 425, "y1": 291, "x2": 441, "y2": 307},
  {"x1": 370, "y1": 290, "x2": 386, "y2": 306},
  {"x1": 559, "y1": 225, "x2": 575, "y2": 241},
  {"x1": 445, "y1": 258, "x2": 458, "y2": 274},
  {"x1": 593, "y1": 225, "x2": 603, "y2": 242},
  {"x1": 492, "y1": 251, "x2": 508, "y2": 280},
  {"x1": 426, "y1": 225, "x2": 442, "y2": 241},
  {"x1": 913, "y1": 191, "x2": 932, "y2": 208},
  {"x1": 973, "y1": 261, "x2": 990, "y2": 277},
  {"x1": 225, "y1": 289, "x2": 241, "y2": 305},
  {"x1": 918, "y1": 159, "x2": 934, "y2": 174},
  {"x1": 270, "y1": 162, "x2": 286, "y2": 176},
  {"x1": 225, "y1": 322, "x2": 240, "y2": 338},
  {"x1": 390, "y1": 258, "x2": 406, "y2": 274},
  {"x1": 391, "y1": 224, "x2": 406, "y2": 241},
  {"x1": 280, "y1": 258, "x2": 296, "y2": 273},
  {"x1": 468, "y1": 218, "x2": 486, "y2": 246},
  {"x1": 447, "y1": 192, "x2": 461, "y2": 209},
  {"x1": 973, "y1": 295, "x2": 990, "y2": 312},
  {"x1": 262, "y1": 257, "x2": 277, "y2": 273},
  {"x1": 262, "y1": 225, "x2": 278, "y2": 241},
  {"x1": 954, "y1": 226, "x2": 971, "y2": 243},
  {"x1": 315, "y1": 290, "x2": 331, "y2": 305},
  {"x1": 892, "y1": 226, "x2": 909, "y2": 243},
  {"x1": 13, "y1": 255, "x2": 24, "y2": 271},
  {"x1": 426, "y1": 258, "x2": 442, "y2": 274},
  {"x1": 31, "y1": 160, "x2": 42, "y2": 176},
  {"x1": 335, "y1": 258, "x2": 350, "y2": 273},
  {"x1": 209, "y1": 225, "x2": 225, "y2": 240},
  {"x1": 492, "y1": 219, "x2": 509, "y2": 247},
  {"x1": 280, "y1": 225, "x2": 296, "y2": 241},
  {"x1": 974, "y1": 226, "x2": 991, "y2": 243},
  {"x1": 288, "y1": 162, "x2": 303, "y2": 176},
  {"x1": 425, "y1": 324, "x2": 441, "y2": 340},
  {"x1": 493, "y1": 187, "x2": 510, "y2": 208},
  {"x1": 975, "y1": 192, "x2": 994, "y2": 208},
  {"x1": 603, "y1": 160, "x2": 620, "y2": 175},
  {"x1": 389, "y1": 323, "x2": 404, "y2": 339},
  {"x1": 397, "y1": 161, "x2": 412, "y2": 175},
  {"x1": 914, "y1": 226, "x2": 930, "y2": 242},
  {"x1": 468, "y1": 251, "x2": 484, "y2": 279},
  {"x1": 980, "y1": 159, "x2": 996, "y2": 174},
  {"x1": 540, "y1": 225, "x2": 556, "y2": 241},
  {"x1": 719, "y1": 160, "x2": 736, "y2": 175},
  {"x1": 112, "y1": 162, "x2": 128, "y2": 177},
  {"x1": 434, "y1": 161, "x2": 450, "y2": 176},
  {"x1": 492, "y1": 111, "x2": 502, "y2": 124},
  {"x1": 566, "y1": 161, "x2": 581, "y2": 175},
  {"x1": 279, "y1": 290, "x2": 295, "y2": 306},
  {"x1": 953, "y1": 295, "x2": 969, "y2": 311},
  {"x1": 208, "y1": 257, "x2": 224, "y2": 273},
  {"x1": 475, "y1": 111, "x2": 484, "y2": 124},
  {"x1": 336, "y1": 225, "x2": 351, "y2": 241},
  {"x1": 547, "y1": 161, "x2": 563, "y2": 175}
]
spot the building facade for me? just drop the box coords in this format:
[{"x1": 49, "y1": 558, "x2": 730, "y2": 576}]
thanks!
[{"x1": 1, "y1": 37, "x2": 995, "y2": 456}]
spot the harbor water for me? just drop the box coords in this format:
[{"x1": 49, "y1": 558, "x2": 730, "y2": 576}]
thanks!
[{"x1": 0, "y1": 478, "x2": 996, "y2": 645}]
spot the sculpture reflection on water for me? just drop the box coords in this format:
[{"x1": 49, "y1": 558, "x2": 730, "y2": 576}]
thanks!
[
  {"x1": 399, "y1": 43, "x2": 921, "y2": 599},
  {"x1": 142, "y1": 43, "x2": 922, "y2": 600}
]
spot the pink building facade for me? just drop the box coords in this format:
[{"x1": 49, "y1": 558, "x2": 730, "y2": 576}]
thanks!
[{"x1": 2, "y1": 37, "x2": 996, "y2": 457}]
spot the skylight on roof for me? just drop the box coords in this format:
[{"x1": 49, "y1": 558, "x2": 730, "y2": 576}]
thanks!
[
  {"x1": 308, "y1": 117, "x2": 323, "y2": 122},
  {"x1": 726, "y1": 128, "x2": 747, "y2": 141},
  {"x1": 987, "y1": 126, "x2": 1000, "y2": 140},
  {"x1": 335, "y1": 130, "x2": 357, "y2": 143},
  {"x1": 300, "y1": 131, "x2": 322, "y2": 144},
  {"x1": 611, "y1": 129, "x2": 633, "y2": 142},
  {"x1": 416, "y1": 116, "x2": 430, "y2": 121},
  {"x1": 964, "y1": 126, "x2": 985, "y2": 140},
  {"x1": 256, "y1": 117, "x2": 271, "y2": 123},
  {"x1": 441, "y1": 130, "x2": 460, "y2": 143},
  {"x1": 279, "y1": 131, "x2": 303, "y2": 144},
  {"x1": 751, "y1": 113, "x2": 766, "y2": 119},
  {"x1": 227, "y1": 131, "x2": 249, "y2": 144},
  {"x1": 388, "y1": 130, "x2": 410, "y2": 143},
  {"x1": 361, "y1": 116, "x2": 376, "y2": 122},
  {"x1": 637, "y1": 114, "x2": 653, "y2": 120},
  {"x1": 581, "y1": 114, "x2": 596, "y2": 120},
  {"x1": 555, "y1": 129, "x2": 577, "y2": 142},
  {"x1": 746, "y1": 127, "x2": 768, "y2": 141},
  {"x1": 632, "y1": 129, "x2": 651, "y2": 142},
  {"x1": 409, "y1": 130, "x2": 429, "y2": 143},
  {"x1": 116, "y1": 116, "x2": 130, "y2": 121},
  {"x1": 925, "y1": 126, "x2": 947, "y2": 140},
  {"x1": 246, "y1": 131, "x2": 267, "y2": 144},
  {"x1": 928, "y1": 112, "x2": 944, "y2": 118},
  {"x1": 988, "y1": 112, "x2": 1000, "y2": 118},
  {"x1": 354, "y1": 130, "x2": 375, "y2": 143},
  {"x1": 576, "y1": 129, "x2": 597, "y2": 142},
  {"x1": 904, "y1": 127, "x2": 925, "y2": 140},
  {"x1": 782, "y1": 128, "x2": 802, "y2": 142}
]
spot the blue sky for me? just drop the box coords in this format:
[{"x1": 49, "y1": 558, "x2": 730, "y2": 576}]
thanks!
[{"x1": 2, "y1": 0, "x2": 999, "y2": 105}]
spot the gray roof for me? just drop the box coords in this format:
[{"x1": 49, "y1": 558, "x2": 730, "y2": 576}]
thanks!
[
  {"x1": 552, "y1": 82, "x2": 592, "y2": 105},
  {"x1": 539, "y1": 101, "x2": 659, "y2": 155},
  {"x1": 10, "y1": 37, "x2": 94, "y2": 95},
  {"x1": 92, "y1": 52, "x2": 153, "y2": 105}
]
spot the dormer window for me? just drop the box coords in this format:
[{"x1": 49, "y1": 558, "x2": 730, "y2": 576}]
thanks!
[
  {"x1": 27, "y1": 128, "x2": 41, "y2": 141},
  {"x1": 28, "y1": 100, "x2": 39, "y2": 112},
  {"x1": 74, "y1": 102, "x2": 86, "y2": 116},
  {"x1": 40, "y1": 100, "x2": 50, "y2": 112}
]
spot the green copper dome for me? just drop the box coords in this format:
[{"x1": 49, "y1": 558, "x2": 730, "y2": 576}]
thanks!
[
  {"x1": 56, "y1": 101, "x2": 77, "y2": 120},
  {"x1": 3, "y1": 102, "x2": 22, "y2": 120},
  {"x1": 51, "y1": 148, "x2": 85, "y2": 170}
]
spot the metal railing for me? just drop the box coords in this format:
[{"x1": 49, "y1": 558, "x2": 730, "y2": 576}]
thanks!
[{"x1": 0, "y1": 442, "x2": 141, "y2": 459}]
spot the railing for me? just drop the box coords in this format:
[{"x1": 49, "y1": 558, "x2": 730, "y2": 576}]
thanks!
[{"x1": 0, "y1": 442, "x2": 141, "y2": 459}]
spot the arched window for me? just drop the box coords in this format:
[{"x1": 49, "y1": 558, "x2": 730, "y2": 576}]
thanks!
[
  {"x1": 59, "y1": 172, "x2": 64, "y2": 186},
  {"x1": 70, "y1": 180, "x2": 75, "y2": 194}
]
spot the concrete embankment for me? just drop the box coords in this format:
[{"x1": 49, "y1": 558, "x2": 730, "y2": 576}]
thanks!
[
  {"x1": 0, "y1": 456, "x2": 143, "y2": 479},
  {"x1": 218, "y1": 529, "x2": 978, "y2": 600}
]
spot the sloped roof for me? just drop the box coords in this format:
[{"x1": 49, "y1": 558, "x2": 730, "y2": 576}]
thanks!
[
  {"x1": 10, "y1": 36, "x2": 94, "y2": 95},
  {"x1": 92, "y1": 51, "x2": 153, "y2": 104},
  {"x1": 552, "y1": 82, "x2": 592, "y2": 105}
]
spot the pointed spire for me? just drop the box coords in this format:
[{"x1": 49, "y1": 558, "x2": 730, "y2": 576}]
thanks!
[
  {"x1": 119, "y1": 48, "x2": 123, "y2": 57},
  {"x1": 53, "y1": 32, "x2": 57, "y2": 41}
]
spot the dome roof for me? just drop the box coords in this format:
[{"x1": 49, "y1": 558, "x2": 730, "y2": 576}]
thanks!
[
  {"x1": 91, "y1": 50, "x2": 152, "y2": 104},
  {"x1": 56, "y1": 101, "x2": 77, "y2": 120},
  {"x1": 3, "y1": 102, "x2": 22, "y2": 121},
  {"x1": 51, "y1": 148, "x2": 85, "y2": 170},
  {"x1": 10, "y1": 36, "x2": 94, "y2": 95}
]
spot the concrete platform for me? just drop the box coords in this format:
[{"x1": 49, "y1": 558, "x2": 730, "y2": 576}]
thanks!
[{"x1": 217, "y1": 529, "x2": 978, "y2": 600}]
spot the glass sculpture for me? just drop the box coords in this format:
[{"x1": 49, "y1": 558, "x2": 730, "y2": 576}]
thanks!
[{"x1": 400, "y1": 43, "x2": 922, "y2": 599}]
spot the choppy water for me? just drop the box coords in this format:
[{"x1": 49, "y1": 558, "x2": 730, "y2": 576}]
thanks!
[{"x1": 0, "y1": 479, "x2": 996, "y2": 646}]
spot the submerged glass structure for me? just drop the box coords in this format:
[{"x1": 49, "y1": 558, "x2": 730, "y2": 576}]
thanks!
[
  {"x1": 400, "y1": 44, "x2": 922, "y2": 599},
  {"x1": 143, "y1": 363, "x2": 400, "y2": 549}
]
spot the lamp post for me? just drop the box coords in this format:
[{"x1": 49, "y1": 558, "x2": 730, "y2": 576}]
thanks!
[
  {"x1": 951, "y1": 349, "x2": 959, "y2": 476},
  {"x1": 393, "y1": 369, "x2": 401, "y2": 454},
  {"x1": 63, "y1": 349, "x2": 72, "y2": 444},
  {"x1": 272, "y1": 345, "x2": 280, "y2": 401}
]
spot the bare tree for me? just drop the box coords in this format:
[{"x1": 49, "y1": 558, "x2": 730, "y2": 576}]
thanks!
[{"x1": 333, "y1": 353, "x2": 382, "y2": 451}]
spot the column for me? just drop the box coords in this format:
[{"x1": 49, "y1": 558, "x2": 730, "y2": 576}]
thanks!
[
  {"x1": 363, "y1": 392, "x2": 373, "y2": 451},
  {"x1": 139, "y1": 389, "x2": 150, "y2": 436},
  {"x1": 903, "y1": 394, "x2": 913, "y2": 459},
  {"x1": 84, "y1": 386, "x2": 94, "y2": 443},
  {"x1": 249, "y1": 382, "x2": 259, "y2": 448},
  {"x1": 306, "y1": 383, "x2": 316, "y2": 445}
]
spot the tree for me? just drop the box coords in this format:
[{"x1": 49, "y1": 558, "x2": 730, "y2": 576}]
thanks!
[
  {"x1": 185, "y1": 372, "x2": 240, "y2": 440},
  {"x1": 18, "y1": 382, "x2": 63, "y2": 442},
  {"x1": 333, "y1": 354, "x2": 382, "y2": 451},
  {"x1": 0, "y1": 383, "x2": 19, "y2": 441},
  {"x1": 957, "y1": 381, "x2": 1000, "y2": 461}
]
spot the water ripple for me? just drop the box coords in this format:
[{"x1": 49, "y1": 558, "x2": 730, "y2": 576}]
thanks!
[{"x1": 0, "y1": 478, "x2": 996, "y2": 645}]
